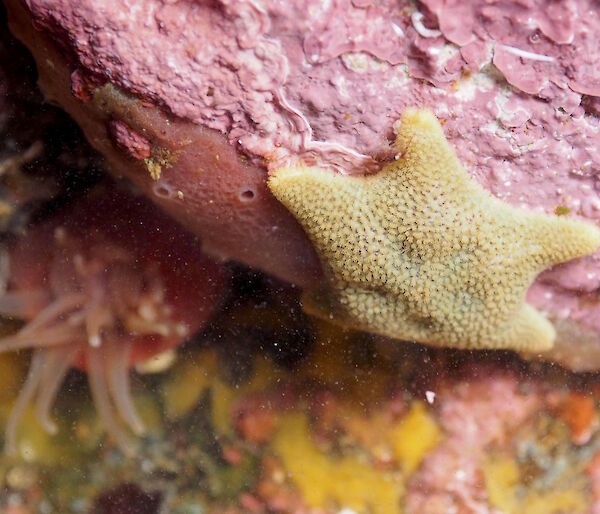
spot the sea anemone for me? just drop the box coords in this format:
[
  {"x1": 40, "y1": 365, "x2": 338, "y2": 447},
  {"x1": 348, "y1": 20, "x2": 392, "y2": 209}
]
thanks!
[{"x1": 0, "y1": 187, "x2": 228, "y2": 454}]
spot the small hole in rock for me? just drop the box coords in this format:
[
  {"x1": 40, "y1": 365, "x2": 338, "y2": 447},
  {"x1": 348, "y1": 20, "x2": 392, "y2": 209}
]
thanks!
[
  {"x1": 153, "y1": 185, "x2": 172, "y2": 199},
  {"x1": 239, "y1": 188, "x2": 256, "y2": 202}
]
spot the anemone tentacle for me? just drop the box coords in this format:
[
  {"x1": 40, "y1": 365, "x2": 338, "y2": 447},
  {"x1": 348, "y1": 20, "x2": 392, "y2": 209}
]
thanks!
[
  {"x1": 35, "y1": 345, "x2": 79, "y2": 434},
  {"x1": 87, "y1": 344, "x2": 137, "y2": 455},
  {"x1": 4, "y1": 350, "x2": 46, "y2": 455},
  {"x1": 0, "y1": 228, "x2": 187, "y2": 455}
]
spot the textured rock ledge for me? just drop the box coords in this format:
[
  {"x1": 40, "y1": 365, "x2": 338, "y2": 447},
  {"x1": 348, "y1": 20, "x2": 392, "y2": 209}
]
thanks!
[{"x1": 5, "y1": 0, "x2": 600, "y2": 368}]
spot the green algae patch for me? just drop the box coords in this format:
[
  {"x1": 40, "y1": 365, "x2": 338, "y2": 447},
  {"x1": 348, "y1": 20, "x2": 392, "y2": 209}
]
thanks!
[
  {"x1": 0, "y1": 351, "x2": 28, "y2": 405},
  {"x1": 5, "y1": 407, "x2": 75, "y2": 466},
  {"x1": 160, "y1": 351, "x2": 217, "y2": 420},
  {"x1": 133, "y1": 392, "x2": 163, "y2": 432},
  {"x1": 210, "y1": 379, "x2": 237, "y2": 436}
]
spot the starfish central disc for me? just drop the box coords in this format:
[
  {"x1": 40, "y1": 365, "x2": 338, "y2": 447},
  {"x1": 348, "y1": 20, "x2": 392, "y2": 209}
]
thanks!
[{"x1": 268, "y1": 109, "x2": 600, "y2": 352}]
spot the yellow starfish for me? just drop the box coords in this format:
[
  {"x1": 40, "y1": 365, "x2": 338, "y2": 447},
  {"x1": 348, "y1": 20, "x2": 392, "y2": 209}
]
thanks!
[{"x1": 268, "y1": 109, "x2": 600, "y2": 351}]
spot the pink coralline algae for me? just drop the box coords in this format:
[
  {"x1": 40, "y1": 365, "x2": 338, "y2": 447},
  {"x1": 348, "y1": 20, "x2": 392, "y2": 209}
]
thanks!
[
  {"x1": 107, "y1": 120, "x2": 152, "y2": 161},
  {"x1": 406, "y1": 367, "x2": 540, "y2": 513},
  {"x1": 421, "y1": 0, "x2": 599, "y2": 96}
]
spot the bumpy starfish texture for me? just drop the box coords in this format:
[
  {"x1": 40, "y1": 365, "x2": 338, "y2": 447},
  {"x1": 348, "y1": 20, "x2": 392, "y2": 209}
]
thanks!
[{"x1": 268, "y1": 109, "x2": 600, "y2": 351}]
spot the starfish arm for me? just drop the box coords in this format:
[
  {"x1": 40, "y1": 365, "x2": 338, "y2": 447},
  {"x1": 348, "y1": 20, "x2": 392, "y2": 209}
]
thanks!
[
  {"x1": 394, "y1": 108, "x2": 445, "y2": 147},
  {"x1": 269, "y1": 165, "x2": 377, "y2": 285},
  {"x1": 389, "y1": 108, "x2": 465, "y2": 186},
  {"x1": 530, "y1": 213, "x2": 600, "y2": 267},
  {"x1": 268, "y1": 166, "x2": 332, "y2": 216},
  {"x1": 268, "y1": 166, "x2": 357, "y2": 226},
  {"x1": 486, "y1": 303, "x2": 555, "y2": 352},
  {"x1": 303, "y1": 286, "x2": 404, "y2": 338}
]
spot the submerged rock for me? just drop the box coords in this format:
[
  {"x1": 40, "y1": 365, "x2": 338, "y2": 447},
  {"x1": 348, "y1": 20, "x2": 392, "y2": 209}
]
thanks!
[{"x1": 4, "y1": 0, "x2": 600, "y2": 367}]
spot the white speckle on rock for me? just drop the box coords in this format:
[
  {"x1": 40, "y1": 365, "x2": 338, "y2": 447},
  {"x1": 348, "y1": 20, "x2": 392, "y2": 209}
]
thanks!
[
  {"x1": 453, "y1": 71, "x2": 496, "y2": 102},
  {"x1": 391, "y1": 22, "x2": 404, "y2": 37},
  {"x1": 411, "y1": 11, "x2": 442, "y2": 38}
]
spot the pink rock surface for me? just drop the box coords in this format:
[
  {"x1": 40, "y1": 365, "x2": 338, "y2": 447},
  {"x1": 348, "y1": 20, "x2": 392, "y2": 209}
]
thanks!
[
  {"x1": 6, "y1": 0, "x2": 322, "y2": 288},
  {"x1": 5, "y1": 0, "x2": 600, "y2": 365},
  {"x1": 406, "y1": 365, "x2": 540, "y2": 513}
]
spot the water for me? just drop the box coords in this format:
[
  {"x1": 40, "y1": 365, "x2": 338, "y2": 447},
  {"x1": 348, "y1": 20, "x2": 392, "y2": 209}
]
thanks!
[{"x1": 0, "y1": 4, "x2": 599, "y2": 514}]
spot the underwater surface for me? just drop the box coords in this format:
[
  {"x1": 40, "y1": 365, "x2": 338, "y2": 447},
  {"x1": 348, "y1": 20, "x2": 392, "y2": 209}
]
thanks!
[{"x1": 1, "y1": 3, "x2": 600, "y2": 514}]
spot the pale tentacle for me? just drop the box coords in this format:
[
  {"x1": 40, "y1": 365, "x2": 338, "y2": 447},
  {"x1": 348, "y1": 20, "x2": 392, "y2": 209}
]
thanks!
[
  {"x1": 34, "y1": 345, "x2": 79, "y2": 434},
  {"x1": 105, "y1": 340, "x2": 145, "y2": 436},
  {"x1": 0, "y1": 324, "x2": 84, "y2": 353},
  {"x1": 0, "y1": 290, "x2": 51, "y2": 319},
  {"x1": 84, "y1": 301, "x2": 113, "y2": 347},
  {"x1": 87, "y1": 346, "x2": 136, "y2": 456},
  {"x1": 24, "y1": 293, "x2": 86, "y2": 333},
  {"x1": 5, "y1": 351, "x2": 46, "y2": 455}
]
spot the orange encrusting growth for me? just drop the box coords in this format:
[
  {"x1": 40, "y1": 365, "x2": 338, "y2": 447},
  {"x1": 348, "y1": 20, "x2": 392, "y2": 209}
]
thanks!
[{"x1": 0, "y1": 188, "x2": 228, "y2": 454}]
